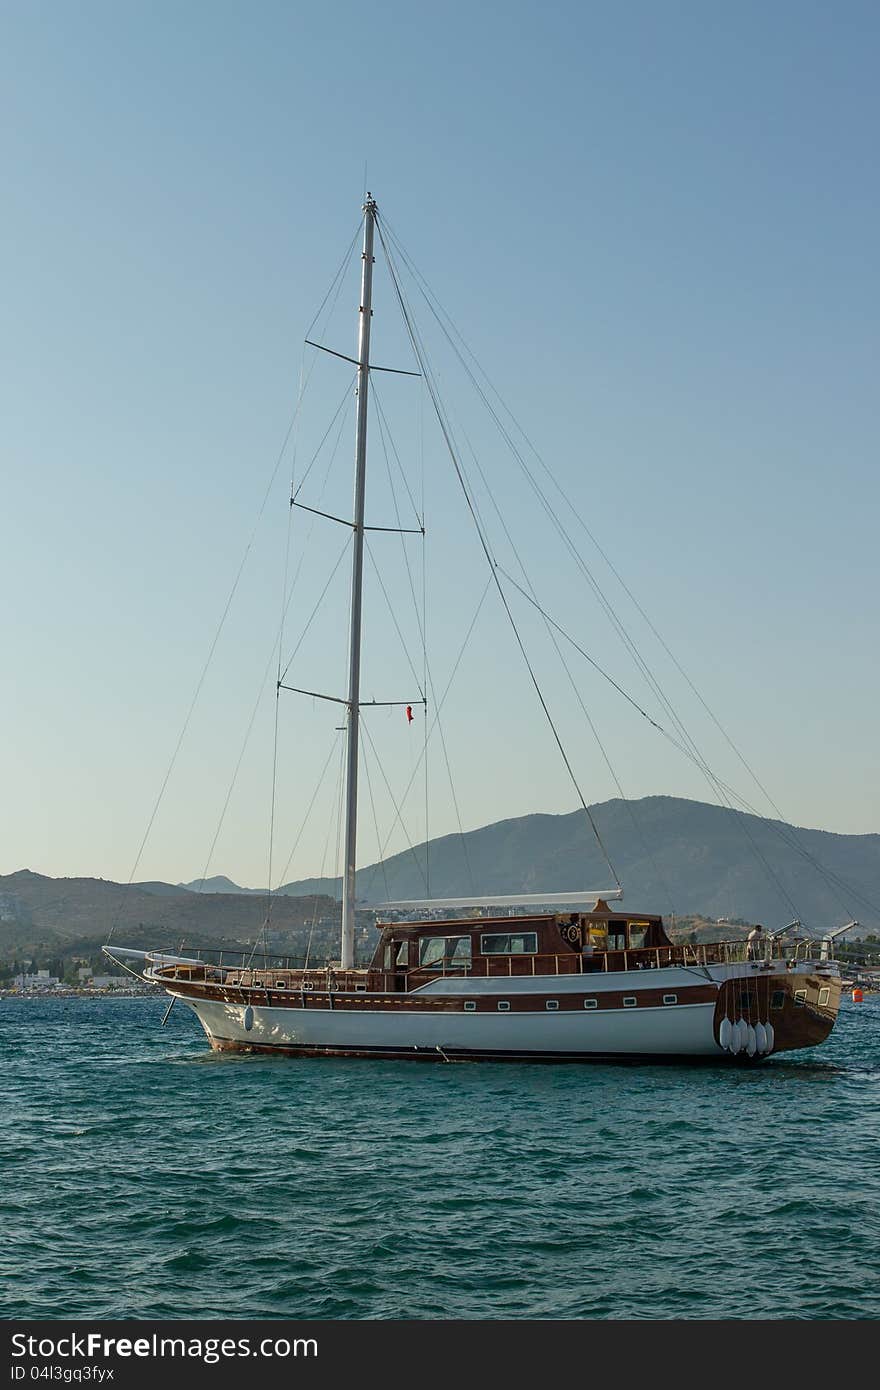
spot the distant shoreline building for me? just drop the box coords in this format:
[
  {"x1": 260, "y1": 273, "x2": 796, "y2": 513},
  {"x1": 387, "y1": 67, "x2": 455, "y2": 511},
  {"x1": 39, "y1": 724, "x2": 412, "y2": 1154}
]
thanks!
[{"x1": 13, "y1": 970, "x2": 60, "y2": 990}]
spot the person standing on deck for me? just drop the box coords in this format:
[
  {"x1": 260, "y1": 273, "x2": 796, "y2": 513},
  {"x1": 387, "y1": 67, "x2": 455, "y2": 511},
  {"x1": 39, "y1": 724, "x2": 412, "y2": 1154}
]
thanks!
[{"x1": 747, "y1": 924, "x2": 766, "y2": 960}]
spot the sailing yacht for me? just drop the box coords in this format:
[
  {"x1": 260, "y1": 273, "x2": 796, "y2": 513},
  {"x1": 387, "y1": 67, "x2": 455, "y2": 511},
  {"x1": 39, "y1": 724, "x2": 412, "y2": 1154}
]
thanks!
[{"x1": 105, "y1": 196, "x2": 844, "y2": 1062}]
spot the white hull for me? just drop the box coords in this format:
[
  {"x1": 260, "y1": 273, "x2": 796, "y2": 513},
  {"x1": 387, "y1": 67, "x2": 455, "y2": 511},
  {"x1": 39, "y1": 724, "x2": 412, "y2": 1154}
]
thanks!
[
  {"x1": 134, "y1": 951, "x2": 838, "y2": 1063},
  {"x1": 181, "y1": 989, "x2": 720, "y2": 1059}
]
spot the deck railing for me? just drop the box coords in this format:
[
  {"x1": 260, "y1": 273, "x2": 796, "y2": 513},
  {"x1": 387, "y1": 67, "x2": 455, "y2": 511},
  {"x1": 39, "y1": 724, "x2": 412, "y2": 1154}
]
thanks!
[{"x1": 152, "y1": 937, "x2": 824, "y2": 991}]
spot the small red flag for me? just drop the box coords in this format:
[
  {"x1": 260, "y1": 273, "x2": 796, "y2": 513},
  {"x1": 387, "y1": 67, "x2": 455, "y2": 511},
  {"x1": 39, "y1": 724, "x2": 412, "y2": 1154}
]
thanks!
[{"x1": 406, "y1": 705, "x2": 413, "y2": 724}]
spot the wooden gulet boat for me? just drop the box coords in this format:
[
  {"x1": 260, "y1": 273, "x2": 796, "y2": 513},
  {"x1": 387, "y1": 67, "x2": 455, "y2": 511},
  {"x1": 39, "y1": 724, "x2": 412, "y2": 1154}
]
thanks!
[
  {"x1": 109, "y1": 902, "x2": 841, "y2": 1061},
  {"x1": 105, "y1": 195, "x2": 844, "y2": 1062}
]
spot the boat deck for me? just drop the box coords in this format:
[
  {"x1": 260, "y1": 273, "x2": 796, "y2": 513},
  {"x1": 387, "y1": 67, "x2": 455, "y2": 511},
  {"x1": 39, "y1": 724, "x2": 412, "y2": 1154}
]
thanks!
[{"x1": 152, "y1": 939, "x2": 827, "y2": 993}]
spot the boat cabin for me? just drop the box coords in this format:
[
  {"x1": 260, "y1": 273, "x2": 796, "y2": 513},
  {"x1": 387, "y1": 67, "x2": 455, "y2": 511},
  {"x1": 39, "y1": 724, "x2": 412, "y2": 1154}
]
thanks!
[{"x1": 369, "y1": 900, "x2": 673, "y2": 987}]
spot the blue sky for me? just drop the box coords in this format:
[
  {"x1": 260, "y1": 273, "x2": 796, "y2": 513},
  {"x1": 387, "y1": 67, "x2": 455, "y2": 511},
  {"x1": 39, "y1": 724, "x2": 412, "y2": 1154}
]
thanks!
[{"x1": 2, "y1": 0, "x2": 878, "y2": 889}]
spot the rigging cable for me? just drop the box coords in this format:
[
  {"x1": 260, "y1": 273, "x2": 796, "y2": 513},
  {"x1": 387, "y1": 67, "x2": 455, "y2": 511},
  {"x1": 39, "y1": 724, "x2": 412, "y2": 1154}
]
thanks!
[
  {"x1": 303, "y1": 732, "x2": 348, "y2": 971},
  {"x1": 449, "y1": 403, "x2": 677, "y2": 912},
  {"x1": 312, "y1": 572, "x2": 492, "y2": 901},
  {"x1": 359, "y1": 722, "x2": 392, "y2": 905},
  {"x1": 381, "y1": 215, "x2": 878, "y2": 922},
  {"x1": 376, "y1": 211, "x2": 621, "y2": 891},
  {"x1": 107, "y1": 223, "x2": 363, "y2": 945},
  {"x1": 367, "y1": 375, "x2": 476, "y2": 897},
  {"x1": 108, "y1": 377, "x2": 310, "y2": 945},
  {"x1": 275, "y1": 731, "x2": 345, "y2": 894},
  {"x1": 278, "y1": 532, "x2": 354, "y2": 685},
  {"x1": 359, "y1": 717, "x2": 430, "y2": 893},
  {"x1": 378, "y1": 216, "x2": 823, "y2": 922},
  {"x1": 380, "y1": 224, "x2": 757, "y2": 793}
]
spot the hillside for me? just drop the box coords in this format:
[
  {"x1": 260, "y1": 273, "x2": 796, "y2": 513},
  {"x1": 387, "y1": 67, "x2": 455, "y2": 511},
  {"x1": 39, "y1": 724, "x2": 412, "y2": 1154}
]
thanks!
[
  {"x1": 3, "y1": 797, "x2": 878, "y2": 963},
  {"x1": 190, "y1": 795, "x2": 880, "y2": 932},
  {"x1": 0, "y1": 870, "x2": 339, "y2": 959}
]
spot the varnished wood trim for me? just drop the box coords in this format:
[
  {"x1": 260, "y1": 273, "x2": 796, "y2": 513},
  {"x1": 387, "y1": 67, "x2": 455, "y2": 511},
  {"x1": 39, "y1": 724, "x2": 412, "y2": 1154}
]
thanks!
[{"x1": 170, "y1": 978, "x2": 719, "y2": 1013}]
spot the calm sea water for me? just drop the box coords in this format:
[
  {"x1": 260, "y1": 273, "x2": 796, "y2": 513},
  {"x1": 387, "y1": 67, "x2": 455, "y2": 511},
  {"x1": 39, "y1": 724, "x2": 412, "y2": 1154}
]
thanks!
[{"x1": 1, "y1": 993, "x2": 878, "y2": 1320}]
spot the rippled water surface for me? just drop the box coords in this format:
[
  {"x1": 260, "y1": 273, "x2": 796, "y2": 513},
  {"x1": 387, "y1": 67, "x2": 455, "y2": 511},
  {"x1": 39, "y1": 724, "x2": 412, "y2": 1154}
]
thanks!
[{"x1": 1, "y1": 994, "x2": 879, "y2": 1319}]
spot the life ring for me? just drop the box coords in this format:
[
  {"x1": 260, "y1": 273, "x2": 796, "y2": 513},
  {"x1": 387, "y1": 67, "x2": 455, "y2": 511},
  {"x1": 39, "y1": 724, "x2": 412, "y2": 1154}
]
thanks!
[{"x1": 562, "y1": 924, "x2": 581, "y2": 946}]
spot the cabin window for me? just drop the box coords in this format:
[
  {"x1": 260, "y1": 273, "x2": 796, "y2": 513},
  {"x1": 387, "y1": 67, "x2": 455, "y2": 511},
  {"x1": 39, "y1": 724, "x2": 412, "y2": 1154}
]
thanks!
[
  {"x1": 623, "y1": 996, "x2": 637, "y2": 1008},
  {"x1": 794, "y1": 989, "x2": 807, "y2": 1007},
  {"x1": 771, "y1": 990, "x2": 785, "y2": 1010},
  {"x1": 818, "y1": 987, "x2": 831, "y2": 1007},
  {"x1": 662, "y1": 994, "x2": 678, "y2": 1005},
  {"x1": 607, "y1": 923, "x2": 627, "y2": 950},
  {"x1": 628, "y1": 922, "x2": 650, "y2": 949},
  {"x1": 383, "y1": 943, "x2": 394, "y2": 970},
  {"x1": 396, "y1": 941, "x2": 409, "y2": 967},
  {"x1": 463, "y1": 1000, "x2": 476, "y2": 1012},
  {"x1": 584, "y1": 998, "x2": 598, "y2": 1010},
  {"x1": 497, "y1": 1000, "x2": 510, "y2": 1012},
  {"x1": 418, "y1": 935, "x2": 472, "y2": 969},
  {"x1": 546, "y1": 1000, "x2": 559, "y2": 1011},
  {"x1": 480, "y1": 931, "x2": 538, "y2": 956}
]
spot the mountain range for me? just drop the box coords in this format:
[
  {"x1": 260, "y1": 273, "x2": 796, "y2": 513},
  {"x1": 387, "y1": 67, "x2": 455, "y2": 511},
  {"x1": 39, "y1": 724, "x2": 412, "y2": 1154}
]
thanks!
[
  {"x1": 3, "y1": 797, "x2": 877, "y2": 962},
  {"x1": 188, "y1": 793, "x2": 879, "y2": 930}
]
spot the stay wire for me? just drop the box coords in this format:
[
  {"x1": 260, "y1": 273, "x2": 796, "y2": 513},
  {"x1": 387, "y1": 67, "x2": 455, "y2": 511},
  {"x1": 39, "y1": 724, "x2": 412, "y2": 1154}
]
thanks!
[
  {"x1": 292, "y1": 373, "x2": 357, "y2": 503},
  {"x1": 364, "y1": 538, "x2": 424, "y2": 696},
  {"x1": 321, "y1": 576, "x2": 491, "y2": 900},
  {"x1": 107, "y1": 369, "x2": 312, "y2": 944},
  {"x1": 380, "y1": 217, "x2": 809, "y2": 919},
  {"x1": 304, "y1": 223, "x2": 362, "y2": 343},
  {"x1": 372, "y1": 382, "x2": 427, "y2": 659},
  {"x1": 386, "y1": 215, "x2": 863, "y2": 923},
  {"x1": 371, "y1": 378, "x2": 424, "y2": 527},
  {"x1": 108, "y1": 229, "x2": 362, "y2": 942},
  {"x1": 279, "y1": 531, "x2": 353, "y2": 685},
  {"x1": 381, "y1": 221, "x2": 726, "y2": 779},
  {"x1": 359, "y1": 721, "x2": 392, "y2": 904},
  {"x1": 204, "y1": 411, "x2": 354, "y2": 897},
  {"x1": 503, "y1": 568, "x2": 820, "y2": 919},
  {"x1": 376, "y1": 213, "x2": 621, "y2": 890},
  {"x1": 275, "y1": 730, "x2": 344, "y2": 890},
  {"x1": 305, "y1": 740, "x2": 348, "y2": 969},
  {"x1": 444, "y1": 404, "x2": 676, "y2": 903},
  {"x1": 358, "y1": 716, "x2": 430, "y2": 893}
]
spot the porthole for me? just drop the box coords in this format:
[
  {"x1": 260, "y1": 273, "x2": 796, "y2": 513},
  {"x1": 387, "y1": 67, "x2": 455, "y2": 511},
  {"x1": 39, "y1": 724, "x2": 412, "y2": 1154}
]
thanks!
[
  {"x1": 818, "y1": 987, "x2": 830, "y2": 1007},
  {"x1": 662, "y1": 994, "x2": 678, "y2": 1006},
  {"x1": 771, "y1": 990, "x2": 785, "y2": 1010},
  {"x1": 623, "y1": 996, "x2": 638, "y2": 1008},
  {"x1": 794, "y1": 989, "x2": 807, "y2": 1007},
  {"x1": 546, "y1": 1000, "x2": 559, "y2": 1011},
  {"x1": 497, "y1": 1001, "x2": 510, "y2": 1012},
  {"x1": 464, "y1": 1000, "x2": 476, "y2": 1012},
  {"x1": 584, "y1": 998, "x2": 598, "y2": 1010}
]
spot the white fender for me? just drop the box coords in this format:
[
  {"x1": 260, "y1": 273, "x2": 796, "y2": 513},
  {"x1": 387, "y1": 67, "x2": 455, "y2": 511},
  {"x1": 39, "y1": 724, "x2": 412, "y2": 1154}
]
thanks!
[
  {"x1": 754, "y1": 1022, "x2": 768, "y2": 1055},
  {"x1": 243, "y1": 1005, "x2": 254, "y2": 1032},
  {"x1": 746, "y1": 1024, "x2": 757, "y2": 1057},
  {"x1": 764, "y1": 1021, "x2": 775, "y2": 1053},
  {"x1": 735, "y1": 1018, "x2": 748, "y2": 1052},
  {"x1": 719, "y1": 1017, "x2": 733, "y2": 1050}
]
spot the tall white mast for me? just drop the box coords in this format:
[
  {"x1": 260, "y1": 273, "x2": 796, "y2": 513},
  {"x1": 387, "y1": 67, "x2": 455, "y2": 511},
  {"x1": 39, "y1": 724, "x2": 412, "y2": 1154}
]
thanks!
[{"x1": 340, "y1": 194, "x2": 376, "y2": 969}]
